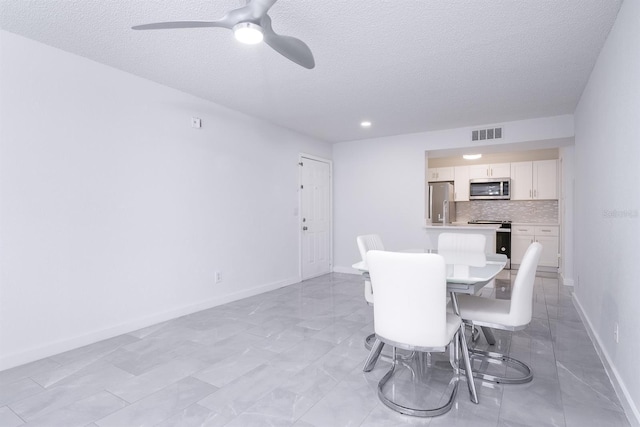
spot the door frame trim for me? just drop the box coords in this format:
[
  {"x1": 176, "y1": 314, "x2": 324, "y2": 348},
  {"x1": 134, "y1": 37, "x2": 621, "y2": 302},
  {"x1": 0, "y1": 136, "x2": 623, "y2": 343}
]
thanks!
[{"x1": 298, "y1": 153, "x2": 333, "y2": 280}]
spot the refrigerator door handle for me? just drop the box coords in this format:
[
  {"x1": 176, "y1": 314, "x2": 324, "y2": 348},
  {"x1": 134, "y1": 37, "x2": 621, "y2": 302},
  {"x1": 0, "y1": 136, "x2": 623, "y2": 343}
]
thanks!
[
  {"x1": 443, "y1": 200, "x2": 448, "y2": 225},
  {"x1": 428, "y1": 185, "x2": 433, "y2": 220}
]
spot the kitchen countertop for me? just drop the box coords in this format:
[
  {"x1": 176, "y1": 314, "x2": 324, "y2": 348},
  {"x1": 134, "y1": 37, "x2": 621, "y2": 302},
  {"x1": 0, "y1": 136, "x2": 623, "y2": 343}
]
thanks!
[
  {"x1": 511, "y1": 222, "x2": 559, "y2": 226},
  {"x1": 424, "y1": 223, "x2": 500, "y2": 230}
]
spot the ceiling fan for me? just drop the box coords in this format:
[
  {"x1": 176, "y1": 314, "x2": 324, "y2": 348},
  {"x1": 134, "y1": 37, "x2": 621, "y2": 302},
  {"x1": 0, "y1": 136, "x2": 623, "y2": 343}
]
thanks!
[{"x1": 132, "y1": 0, "x2": 315, "y2": 69}]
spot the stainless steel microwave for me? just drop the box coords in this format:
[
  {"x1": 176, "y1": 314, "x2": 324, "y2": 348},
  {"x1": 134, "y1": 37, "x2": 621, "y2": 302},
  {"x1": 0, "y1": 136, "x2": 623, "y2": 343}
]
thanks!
[{"x1": 469, "y1": 178, "x2": 511, "y2": 200}]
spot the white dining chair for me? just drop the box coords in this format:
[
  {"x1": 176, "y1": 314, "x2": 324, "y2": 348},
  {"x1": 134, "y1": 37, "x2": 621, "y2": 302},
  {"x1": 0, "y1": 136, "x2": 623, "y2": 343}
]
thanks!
[
  {"x1": 356, "y1": 234, "x2": 388, "y2": 369},
  {"x1": 437, "y1": 232, "x2": 500, "y2": 344},
  {"x1": 456, "y1": 242, "x2": 543, "y2": 384},
  {"x1": 356, "y1": 234, "x2": 384, "y2": 305},
  {"x1": 437, "y1": 232, "x2": 487, "y2": 272},
  {"x1": 364, "y1": 250, "x2": 469, "y2": 417}
]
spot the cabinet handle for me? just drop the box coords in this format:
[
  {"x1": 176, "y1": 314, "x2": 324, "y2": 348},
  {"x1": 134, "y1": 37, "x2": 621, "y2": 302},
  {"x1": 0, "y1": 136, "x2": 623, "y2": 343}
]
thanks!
[
  {"x1": 534, "y1": 189, "x2": 537, "y2": 198},
  {"x1": 529, "y1": 190, "x2": 532, "y2": 198},
  {"x1": 490, "y1": 168, "x2": 493, "y2": 176},
  {"x1": 541, "y1": 229, "x2": 551, "y2": 232}
]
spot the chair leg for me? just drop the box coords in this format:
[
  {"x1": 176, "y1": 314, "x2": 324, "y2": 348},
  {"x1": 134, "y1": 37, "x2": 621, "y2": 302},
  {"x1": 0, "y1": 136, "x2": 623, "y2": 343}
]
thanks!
[
  {"x1": 458, "y1": 324, "x2": 479, "y2": 404},
  {"x1": 471, "y1": 325, "x2": 481, "y2": 342},
  {"x1": 480, "y1": 326, "x2": 497, "y2": 345},
  {"x1": 377, "y1": 347, "x2": 459, "y2": 417},
  {"x1": 363, "y1": 337, "x2": 385, "y2": 372},
  {"x1": 470, "y1": 324, "x2": 496, "y2": 345},
  {"x1": 365, "y1": 333, "x2": 415, "y2": 365}
]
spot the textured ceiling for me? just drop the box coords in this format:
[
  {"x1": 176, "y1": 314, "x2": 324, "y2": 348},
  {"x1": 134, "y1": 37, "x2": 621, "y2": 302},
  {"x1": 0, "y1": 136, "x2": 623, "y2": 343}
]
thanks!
[{"x1": 0, "y1": 0, "x2": 622, "y2": 143}]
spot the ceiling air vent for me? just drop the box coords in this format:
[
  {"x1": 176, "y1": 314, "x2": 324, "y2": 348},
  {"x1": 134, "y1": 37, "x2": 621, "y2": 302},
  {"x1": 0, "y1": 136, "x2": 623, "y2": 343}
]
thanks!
[{"x1": 472, "y1": 126, "x2": 503, "y2": 142}]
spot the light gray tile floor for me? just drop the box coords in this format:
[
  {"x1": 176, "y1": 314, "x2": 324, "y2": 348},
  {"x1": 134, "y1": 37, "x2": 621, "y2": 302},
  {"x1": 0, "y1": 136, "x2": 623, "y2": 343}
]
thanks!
[{"x1": 0, "y1": 271, "x2": 633, "y2": 426}]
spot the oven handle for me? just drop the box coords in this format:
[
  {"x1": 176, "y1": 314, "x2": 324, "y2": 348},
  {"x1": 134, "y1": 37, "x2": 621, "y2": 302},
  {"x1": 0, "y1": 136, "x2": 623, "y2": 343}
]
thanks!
[{"x1": 496, "y1": 229, "x2": 511, "y2": 233}]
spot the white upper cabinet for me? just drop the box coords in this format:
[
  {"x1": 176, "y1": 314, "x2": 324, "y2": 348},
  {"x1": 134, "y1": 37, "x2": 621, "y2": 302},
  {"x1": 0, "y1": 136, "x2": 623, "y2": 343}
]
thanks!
[
  {"x1": 428, "y1": 167, "x2": 455, "y2": 182},
  {"x1": 511, "y1": 160, "x2": 557, "y2": 200},
  {"x1": 468, "y1": 163, "x2": 511, "y2": 179},
  {"x1": 533, "y1": 160, "x2": 558, "y2": 200},
  {"x1": 511, "y1": 162, "x2": 534, "y2": 199},
  {"x1": 453, "y1": 166, "x2": 470, "y2": 201}
]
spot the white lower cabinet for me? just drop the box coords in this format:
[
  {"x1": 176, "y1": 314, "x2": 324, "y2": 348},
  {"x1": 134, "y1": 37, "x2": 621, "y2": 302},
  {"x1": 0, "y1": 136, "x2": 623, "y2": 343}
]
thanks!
[
  {"x1": 511, "y1": 225, "x2": 559, "y2": 268},
  {"x1": 511, "y1": 233, "x2": 533, "y2": 265}
]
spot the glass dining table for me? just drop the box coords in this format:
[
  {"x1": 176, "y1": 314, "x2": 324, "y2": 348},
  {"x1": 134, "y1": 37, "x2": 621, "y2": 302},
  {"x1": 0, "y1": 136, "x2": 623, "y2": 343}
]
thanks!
[{"x1": 352, "y1": 251, "x2": 508, "y2": 405}]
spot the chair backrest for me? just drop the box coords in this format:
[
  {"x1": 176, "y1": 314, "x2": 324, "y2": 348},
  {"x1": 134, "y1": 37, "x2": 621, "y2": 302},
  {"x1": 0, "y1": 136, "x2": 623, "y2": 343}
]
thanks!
[
  {"x1": 508, "y1": 242, "x2": 543, "y2": 326},
  {"x1": 357, "y1": 234, "x2": 385, "y2": 270},
  {"x1": 367, "y1": 250, "x2": 450, "y2": 349},
  {"x1": 357, "y1": 234, "x2": 384, "y2": 261},
  {"x1": 437, "y1": 233, "x2": 487, "y2": 267},
  {"x1": 357, "y1": 234, "x2": 384, "y2": 304}
]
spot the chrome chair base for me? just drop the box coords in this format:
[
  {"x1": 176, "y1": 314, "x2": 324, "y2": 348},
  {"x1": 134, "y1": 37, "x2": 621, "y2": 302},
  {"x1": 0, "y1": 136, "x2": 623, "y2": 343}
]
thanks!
[
  {"x1": 463, "y1": 348, "x2": 533, "y2": 384},
  {"x1": 363, "y1": 334, "x2": 416, "y2": 372},
  {"x1": 363, "y1": 337, "x2": 385, "y2": 372},
  {"x1": 377, "y1": 347, "x2": 459, "y2": 417},
  {"x1": 365, "y1": 333, "x2": 377, "y2": 350}
]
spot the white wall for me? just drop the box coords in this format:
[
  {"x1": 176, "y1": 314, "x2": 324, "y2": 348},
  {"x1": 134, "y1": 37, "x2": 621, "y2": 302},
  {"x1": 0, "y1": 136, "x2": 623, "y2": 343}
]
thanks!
[
  {"x1": 332, "y1": 115, "x2": 574, "y2": 272},
  {"x1": 0, "y1": 30, "x2": 331, "y2": 370},
  {"x1": 573, "y1": 0, "x2": 640, "y2": 422},
  {"x1": 559, "y1": 145, "x2": 575, "y2": 286}
]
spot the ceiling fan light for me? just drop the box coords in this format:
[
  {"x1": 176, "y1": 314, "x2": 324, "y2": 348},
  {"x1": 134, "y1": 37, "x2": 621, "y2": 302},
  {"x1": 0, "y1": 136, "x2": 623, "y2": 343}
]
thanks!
[{"x1": 233, "y1": 22, "x2": 264, "y2": 44}]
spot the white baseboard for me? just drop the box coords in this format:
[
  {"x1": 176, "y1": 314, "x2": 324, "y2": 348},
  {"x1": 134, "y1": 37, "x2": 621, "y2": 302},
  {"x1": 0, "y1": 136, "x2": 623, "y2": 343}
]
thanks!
[
  {"x1": 572, "y1": 294, "x2": 640, "y2": 426},
  {"x1": 561, "y1": 274, "x2": 575, "y2": 286},
  {"x1": 0, "y1": 276, "x2": 300, "y2": 372},
  {"x1": 332, "y1": 265, "x2": 360, "y2": 275}
]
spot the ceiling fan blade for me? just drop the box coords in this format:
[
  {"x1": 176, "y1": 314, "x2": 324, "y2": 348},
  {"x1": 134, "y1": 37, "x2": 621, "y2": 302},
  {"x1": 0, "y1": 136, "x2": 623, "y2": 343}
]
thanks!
[
  {"x1": 132, "y1": 21, "x2": 229, "y2": 30},
  {"x1": 132, "y1": 0, "x2": 314, "y2": 69},
  {"x1": 261, "y1": 15, "x2": 315, "y2": 69},
  {"x1": 264, "y1": 33, "x2": 315, "y2": 69}
]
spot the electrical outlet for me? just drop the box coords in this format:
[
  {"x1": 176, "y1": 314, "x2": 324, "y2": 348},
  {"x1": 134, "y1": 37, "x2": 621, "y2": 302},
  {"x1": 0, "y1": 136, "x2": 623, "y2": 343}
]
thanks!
[
  {"x1": 191, "y1": 117, "x2": 202, "y2": 128},
  {"x1": 215, "y1": 271, "x2": 222, "y2": 284},
  {"x1": 614, "y1": 323, "x2": 619, "y2": 343}
]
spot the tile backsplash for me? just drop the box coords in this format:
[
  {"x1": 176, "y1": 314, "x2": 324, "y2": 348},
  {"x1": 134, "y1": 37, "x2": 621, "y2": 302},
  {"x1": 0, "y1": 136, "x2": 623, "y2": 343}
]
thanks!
[{"x1": 456, "y1": 200, "x2": 558, "y2": 223}]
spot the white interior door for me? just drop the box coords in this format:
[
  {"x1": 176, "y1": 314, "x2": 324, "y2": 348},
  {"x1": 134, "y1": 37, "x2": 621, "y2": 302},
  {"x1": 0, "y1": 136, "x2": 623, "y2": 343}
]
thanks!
[{"x1": 300, "y1": 156, "x2": 332, "y2": 279}]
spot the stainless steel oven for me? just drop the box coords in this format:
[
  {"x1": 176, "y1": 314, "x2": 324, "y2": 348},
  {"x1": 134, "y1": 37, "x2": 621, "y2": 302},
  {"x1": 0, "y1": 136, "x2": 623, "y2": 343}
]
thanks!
[{"x1": 468, "y1": 220, "x2": 511, "y2": 269}]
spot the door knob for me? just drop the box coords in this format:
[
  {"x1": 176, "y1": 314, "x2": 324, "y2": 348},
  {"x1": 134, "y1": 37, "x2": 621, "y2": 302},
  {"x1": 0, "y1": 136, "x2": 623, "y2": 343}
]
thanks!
[{"x1": 302, "y1": 226, "x2": 308, "y2": 231}]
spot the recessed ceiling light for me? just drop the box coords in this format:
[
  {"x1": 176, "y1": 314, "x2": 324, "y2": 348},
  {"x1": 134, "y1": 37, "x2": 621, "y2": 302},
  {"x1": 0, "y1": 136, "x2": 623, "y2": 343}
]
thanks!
[
  {"x1": 360, "y1": 121, "x2": 372, "y2": 128},
  {"x1": 233, "y1": 22, "x2": 264, "y2": 44},
  {"x1": 463, "y1": 154, "x2": 482, "y2": 160}
]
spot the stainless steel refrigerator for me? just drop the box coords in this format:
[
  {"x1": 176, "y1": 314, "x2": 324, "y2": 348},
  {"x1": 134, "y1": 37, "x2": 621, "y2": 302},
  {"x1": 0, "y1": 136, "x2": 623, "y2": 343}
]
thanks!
[{"x1": 427, "y1": 182, "x2": 456, "y2": 224}]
